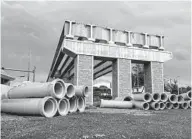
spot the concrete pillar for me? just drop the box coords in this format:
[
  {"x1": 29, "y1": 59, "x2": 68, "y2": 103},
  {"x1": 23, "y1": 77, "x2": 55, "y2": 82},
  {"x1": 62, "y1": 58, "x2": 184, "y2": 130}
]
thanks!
[
  {"x1": 112, "y1": 59, "x2": 118, "y2": 98},
  {"x1": 109, "y1": 28, "x2": 114, "y2": 44},
  {"x1": 74, "y1": 55, "x2": 93, "y2": 105},
  {"x1": 126, "y1": 31, "x2": 133, "y2": 47},
  {"x1": 144, "y1": 61, "x2": 164, "y2": 93},
  {"x1": 112, "y1": 58, "x2": 132, "y2": 99}
]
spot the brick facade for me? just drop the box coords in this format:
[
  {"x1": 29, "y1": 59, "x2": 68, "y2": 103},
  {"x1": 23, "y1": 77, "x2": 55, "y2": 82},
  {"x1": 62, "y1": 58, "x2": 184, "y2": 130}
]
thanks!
[
  {"x1": 144, "y1": 61, "x2": 164, "y2": 93},
  {"x1": 112, "y1": 60, "x2": 118, "y2": 98},
  {"x1": 144, "y1": 62, "x2": 152, "y2": 93},
  {"x1": 118, "y1": 59, "x2": 132, "y2": 97},
  {"x1": 112, "y1": 58, "x2": 132, "y2": 99},
  {"x1": 74, "y1": 55, "x2": 93, "y2": 105}
]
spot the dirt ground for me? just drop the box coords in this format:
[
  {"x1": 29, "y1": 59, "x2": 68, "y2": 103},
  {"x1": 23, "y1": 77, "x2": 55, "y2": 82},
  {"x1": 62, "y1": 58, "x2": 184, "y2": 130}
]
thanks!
[{"x1": 1, "y1": 108, "x2": 191, "y2": 139}]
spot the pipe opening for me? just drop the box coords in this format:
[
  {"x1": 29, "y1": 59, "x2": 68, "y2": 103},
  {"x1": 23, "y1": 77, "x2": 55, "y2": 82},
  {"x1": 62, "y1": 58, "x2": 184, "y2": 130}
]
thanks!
[
  {"x1": 153, "y1": 94, "x2": 160, "y2": 101},
  {"x1": 69, "y1": 97, "x2": 77, "y2": 112},
  {"x1": 155, "y1": 103, "x2": 159, "y2": 108},
  {"x1": 143, "y1": 103, "x2": 149, "y2": 110},
  {"x1": 182, "y1": 102, "x2": 188, "y2": 109},
  {"x1": 58, "y1": 99, "x2": 69, "y2": 116},
  {"x1": 177, "y1": 95, "x2": 183, "y2": 102},
  {"x1": 124, "y1": 96, "x2": 132, "y2": 101},
  {"x1": 43, "y1": 98, "x2": 56, "y2": 117},
  {"x1": 54, "y1": 82, "x2": 64, "y2": 98},
  {"x1": 166, "y1": 102, "x2": 172, "y2": 109},
  {"x1": 84, "y1": 86, "x2": 89, "y2": 97},
  {"x1": 67, "y1": 85, "x2": 75, "y2": 98},
  {"x1": 160, "y1": 103, "x2": 165, "y2": 109},
  {"x1": 161, "y1": 94, "x2": 168, "y2": 101},
  {"x1": 170, "y1": 95, "x2": 177, "y2": 103},
  {"x1": 189, "y1": 101, "x2": 192, "y2": 107},
  {"x1": 77, "y1": 97, "x2": 85, "y2": 112},
  {"x1": 144, "y1": 94, "x2": 151, "y2": 101},
  {"x1": 188, "y1": 91, "x2": 191, "y2": 98},
  {"x1": 173, "y1": 103, "x2": 179, "y2": 109}
]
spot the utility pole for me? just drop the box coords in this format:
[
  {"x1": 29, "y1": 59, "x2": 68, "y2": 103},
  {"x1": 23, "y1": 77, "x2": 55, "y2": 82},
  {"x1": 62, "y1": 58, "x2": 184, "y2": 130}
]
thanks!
[
  {"x1": 33, "y1": 66, "x2": 36, "y2": 82},
  {"x1": 27, "y1": 47, "x2": 31, "y2": 81}
]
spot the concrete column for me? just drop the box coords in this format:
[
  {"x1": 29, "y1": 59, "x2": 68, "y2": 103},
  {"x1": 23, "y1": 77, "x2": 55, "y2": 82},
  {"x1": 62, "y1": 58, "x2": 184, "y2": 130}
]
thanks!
[
  {"x1": 112, "y1": 59, "x2": 118, "y2": 98},
  {"x1": 159, "y1": 36, "x2": 165, "y2": 50},
  {"x1": 88, "y1": 24, "x2": 95, "y2": 41},
  {"x1": 109, "y1": 28, "x2": 114, "y2": 44},
  {"x1": 143, "y1": 33, "x2": 149, "y2": 48},
  {"x1": 144, "y1": 61, "x2": 164, "y2": 93},
  {"x1": 112, "y1": 58, "x2": 132, "y2": 99},
  {"x1": 66, "y1": 21, "x2": 74, "y2": 39},
  {"x1": 74, "y1": 55, "x2": 93, "y2": 105},
  {"x1": 126, "y1": 31, "x2": 133, "y2": 47}
]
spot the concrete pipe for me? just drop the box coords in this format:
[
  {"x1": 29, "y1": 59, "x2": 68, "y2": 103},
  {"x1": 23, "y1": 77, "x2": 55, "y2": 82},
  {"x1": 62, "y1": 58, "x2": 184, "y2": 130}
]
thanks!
[
  {"x1": 132, "y1": 101, "x2": 149, "y2": 110},
  {"x1": 114, "y1": 96, "x2": 133, "y2": 101},
  {"x1": 132, "y1": 93, "x2": 152, "y2": 102},
  {"x1": 152, "y1": 93, "x2": 161, "y2": 102},
  {"x1": 77, "y1": 97, "x2": 86, "y2": 112},
  {"x1": 167, "y1": 94, "x2": 178, "y2": 104},
  {"x1": 100, "y1": 99, "x2": 133, "y2": 109},
  {"x1": 150, "y1": 102, "x2": 160, "y2": 110},
  {"x1": 65, "y1": 83, "x2": 75, "y2": 98},
  {"x1": 160, "y1": 93, "x2": 168, "y2": 102},
  {"x1": 173, "y1": 103, "x2": 179, "y2": 109},
  {"x1": 69, "y1": 96, "x2": 77, "y2": 113},
  {"x1": 57, "y1": 98, "x2": 70, "y2": 116},
  {"x1": 165, "y1": 102, "x2": 173, "y2": 109},
  {"x1": 7, "y1": 79, "x2": 65, "y2": 99},
  {"x1": 75, "y1": 85, "x2": 89, "y2": 97},
  {"x1": 187, "y1": 100, "x2": 191, "y2": 108},
  {"x1": 159, "y1": 102, "x2": 166, "y2": 110},
  {"x1": 124, "y1": 96, "x2": 133, "y2": 101},
  {"x1": 179, "y1": 102, "x2": 189, "y2": 109},
  {"x1": 177, "y1": 95, "x2": 184, "y2": 103},
  {"x1": 1, "y1": 96, "x2": 57, "y2": 117},
  {"x1": 181, "y1": 91, "x2": 191, "y2": 100},
  {"x1": 1, "y1": 84, "x2": 11, "y2": 100},
  {"x1": 164, "y1": 92, "x2": 171, "y2": 94}
]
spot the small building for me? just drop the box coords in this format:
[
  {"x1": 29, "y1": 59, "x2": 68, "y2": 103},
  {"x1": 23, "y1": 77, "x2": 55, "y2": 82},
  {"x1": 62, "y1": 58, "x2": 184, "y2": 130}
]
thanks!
[{"x1": 1, "y1": 70, "x2": 15, "y2": 85}]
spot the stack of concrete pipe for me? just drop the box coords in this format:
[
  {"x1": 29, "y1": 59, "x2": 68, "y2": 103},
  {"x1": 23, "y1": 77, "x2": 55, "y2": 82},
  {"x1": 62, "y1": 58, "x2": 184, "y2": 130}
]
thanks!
[
  {"x1": 131, "y1": 92, "x2": 152, "y2": 110},
  {"x1": 1, "y1": 79, "x2": 89, "y2": 117},
  {"x1": 99, "y1": 91, "x2": 191, "y2": 110}
]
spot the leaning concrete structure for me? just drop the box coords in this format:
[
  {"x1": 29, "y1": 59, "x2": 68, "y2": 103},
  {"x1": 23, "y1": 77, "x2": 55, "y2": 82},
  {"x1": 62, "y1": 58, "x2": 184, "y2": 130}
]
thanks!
[{"x1": 47, "y1": 20, "x2": 173, "y2": 105}]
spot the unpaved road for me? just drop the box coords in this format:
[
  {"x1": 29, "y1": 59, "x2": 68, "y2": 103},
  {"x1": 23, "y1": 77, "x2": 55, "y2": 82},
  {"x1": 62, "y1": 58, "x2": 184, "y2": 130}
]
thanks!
[{"x1": 1, "y1": 108, "x2": 191, "y2": 139}]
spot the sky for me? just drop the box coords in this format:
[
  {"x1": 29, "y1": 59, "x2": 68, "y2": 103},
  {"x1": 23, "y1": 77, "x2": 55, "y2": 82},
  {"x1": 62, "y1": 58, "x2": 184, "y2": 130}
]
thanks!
[{"x1": 1, "y1": 1, "x2": 191, "y2": 86}]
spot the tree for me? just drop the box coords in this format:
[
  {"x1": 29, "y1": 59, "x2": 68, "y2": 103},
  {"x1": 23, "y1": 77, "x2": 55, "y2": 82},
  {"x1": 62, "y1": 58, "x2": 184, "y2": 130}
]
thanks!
[
  {"x1": 132, "y1": 64, "x2": 144, "y2": 87},
  {"x1": 164, "y1": 78, "x2": 191, "y2": 94}
]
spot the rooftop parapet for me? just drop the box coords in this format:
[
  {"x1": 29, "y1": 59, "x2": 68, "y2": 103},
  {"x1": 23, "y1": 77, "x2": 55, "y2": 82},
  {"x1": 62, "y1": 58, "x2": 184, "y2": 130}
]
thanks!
[{"x1": 64, "y1": 20, "x2": 165, "y2": 51}]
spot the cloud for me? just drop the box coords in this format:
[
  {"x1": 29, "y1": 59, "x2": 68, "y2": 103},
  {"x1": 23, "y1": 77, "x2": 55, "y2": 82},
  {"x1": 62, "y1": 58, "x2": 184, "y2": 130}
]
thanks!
[
  {"x1": 35, "y1": 72, "x2": 48, "y2": 82},
  {"x1": 1, "y1": 1, "x2": 191, "y2": 85},
  {"x1": 174, "y1": 49, "x2": 190, "y2": 61}
]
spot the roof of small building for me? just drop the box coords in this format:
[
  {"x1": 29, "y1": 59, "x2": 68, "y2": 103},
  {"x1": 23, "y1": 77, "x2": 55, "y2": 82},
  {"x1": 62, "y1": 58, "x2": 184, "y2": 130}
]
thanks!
[{"x1": 1, "y1": 70, "x2": 15, "y2": 81}]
